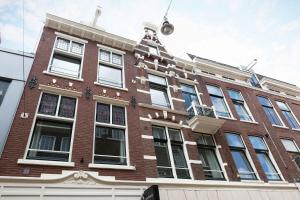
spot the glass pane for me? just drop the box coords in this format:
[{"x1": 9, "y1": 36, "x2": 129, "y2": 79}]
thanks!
[
  {"x1": 71, "y1": 42, "x2": 83, "y2": 54},
  {"x1": 197, "y1": 134, "x2": 215, "y2": 146},
  {"x1": 257, "y1": 96, "x2": 272, "y2": 107},
  {"x1": 157, "y1": 167, "x2": 174, "y2": 178},
  {"x1": 0, "y1": 79, "x2": 10, "y2": 106},
  {"x1": 58, "y1": 97, "x2": 76, "y2": 118},
  {"x1": 176, "y1": 168, "x2": 191, "y2": 179},
  {"x1": 148, "y1": 74, "x2": 166, "y2": 86},
  {"x1": 99, "y1": 49, "x2": 110, "y2": 62},
  {"x1": 182, "y1": 92, "x2": 199, "y2": 108},
  {"x1": 98, "y1": 65, "x2": 122, "y2": 88},
  {"x1": 257, "y1": 153, "x2": 280, "y2": 180},
  {"x1": 231, "y1": 150, "x2": 256, "y2": 180},
  {"x1": 282, "y1": 111, "x2": 300, "y2": 129},
  {"x1": 112, "y1": 106, "x2": 125, "y2": 125},
  {"x1": 181, "y1": 84, "x2": 196, "y2": 94},
  {"x1": 249, "y1": 136, "x2": 267, "y2": 150},
  {"x1": 154, "y1": 142, "x2": 172, "y2": 167},
  {"x1": 206, "y1": 85, "x2": 222, "y2": 96},
  {"x1": 228, "y1": 90, "x2": 243, "y2": 101},
  {"x1": 27, "y1": 120, "x2": 72, "y2": 162},
  {"x1": 263, "y1": 107, "x2": 282, "y2": 126},
  {"x1": 96, "y1": 103, "x2": 110, "y2": 123},
  {"x1": 152, "y1": 126, "x2": 167, "y2": 140},
  {"x1": 38, "y1": 93, "x2": 59, "y2": 115},
  {"x1": 210, "y1": 96, "x2": 230, "y2": 118},
  {"x1": 149, "y1": 46, "x2": 158, "y2": 55},
  {"x1": 171, "y1": 144, "x2": 188, "y2": 168},
  {"x1": 281, "y1": 139, "x2": 299, "y2": 153},
  {"x1": 112, "y1": 53, "x2": 122, "y2": 65},
  {"x1": 94, "y1": 127, "x2": 126, "y2": 165},
  {"x1": 234, "y1": 103, "x2": 252, "y2": 121},
  {"x1": 276, "y1": 101, "x2": 289, "y2": 111},
  {"x1": 225, "y1": 133, "x2": 244, "y2": 148},
  {"x1": 56, "y1": 38, "x2": 70, "y2": 51},
  {"x1": 50, "y1": 54, "x2": 81, "y2": 78},
  {"x1": 168, "y1": 129, "x2": 182, "y2": 142},
  {"x1": 150, "y1": 87, "x2": 170, "y2": 108},
  {"x1": 250, "y1": 74, "x2": 261, "y2": 88}
]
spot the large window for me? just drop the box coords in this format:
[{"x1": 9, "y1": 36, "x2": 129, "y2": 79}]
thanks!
[
  {"x1": 249, "y1": 136, "x2": 281, "y2": 181},
  {"x1": 257, "y1": 96, "x2": 283, "y2": 126},
  {"x1": 94, "y1": 103, "x2": 127, "y2": 165},
  {"x1": 181, "y1": 84, "x2": 199, "y2": 108},
  {"x1": 225, "y1": 133, "x2": 257, "y2": 180},
  {"x1": 98, "y1": 48, "x2": 124, "y2": 88},
  {"x1": 281, "y1": 139, "x2": 300, "y2": 169},
  {"x1": 153, "y1": 126, "x2": 190, "y2": 179},
  {"x1": 206, "y1": 85, "x2": 231, "y2": 118},
  {"x1": 26, "y1": 93, "x2": 76, "y2": 162},
  {"x1": 228, "y1": 90, "x2": 253, "y2": 121},
  {"x1": 0, "y1": 79, "x2": 10, "y2": 106},
  {"x1": 149, "y1": 74, "x2": 170, "y2": 108},
  {"x1": 196, "y1": 134, "x2": 225, "y2": 180},
  {"x1": 49, "y1": 37, "x2": 84, "y2": 78},
  {"x1": 276, "y1": 101, "x2": 300, "y2": 129}
]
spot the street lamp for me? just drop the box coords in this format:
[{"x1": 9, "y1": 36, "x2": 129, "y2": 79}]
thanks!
[{"x1": 160, "y1": 0, "x2": 174, "y2": 35}]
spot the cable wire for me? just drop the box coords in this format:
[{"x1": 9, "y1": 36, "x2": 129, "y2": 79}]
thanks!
[{"x1": 22, "y1": 0, "x2": 26, "y2": 116}]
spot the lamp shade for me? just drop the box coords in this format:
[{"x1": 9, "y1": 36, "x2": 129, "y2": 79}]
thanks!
[{"x1": 161, "y1": 19, "x2": 174, "y2": 35}]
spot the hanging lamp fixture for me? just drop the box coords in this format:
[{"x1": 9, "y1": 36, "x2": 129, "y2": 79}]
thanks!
[{"x1": 161, "y1": 0, "x2": 174, "y2": 35}]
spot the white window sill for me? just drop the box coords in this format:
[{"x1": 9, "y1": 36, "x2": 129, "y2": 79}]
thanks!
[
  {"x1": 272, "y1": 124, "x2": 289, "y2": 129},
  {"x1": 17, "y1": 159, "x2": 75, "y2": 167},
  {"x1": 267, "y1": 180, "x2": 288, "y2": 184},
  {"x1": 240, "y1": 120, "x2": 259, "y2": 124},
  {"x1": 240, "y1": 180, "x2": 264, "y2": 183},
  {"x1": 292, "y1": 128, "x2": 300, "y2": 132},
  {"x1": 94, "y1": 82, "x2": 128, "y2": 91},
  {"x1": 88, "y1": 163, "x2": 136, "y2": 170},
  {"x1": 43, "y1": 71, "x2": 84, "y2": 82},
  {"x1": 218, "y1": 116, "x2": 237, "y2": 121}
]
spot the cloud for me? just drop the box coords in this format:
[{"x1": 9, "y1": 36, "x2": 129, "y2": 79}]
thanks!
[{"x1": 279, "y1": 18, "x2": 300, "y2": 34}]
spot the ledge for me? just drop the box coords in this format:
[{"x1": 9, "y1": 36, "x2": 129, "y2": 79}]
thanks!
[
  {"x1": 93, "y1": 95, "x2": 129, "y2": 106},
  {"x1": 138, "y1": 103, "x2": 187, "y2": 115},
  {"x1": 218, "y1": 116, "x2": 237, "y2": 121},
  {"x1": 39, "y1": 84, "x2": 82, "y2": 97},
  {"x1": 43, "y1": 71, "x2": 84, "y2": 82},
  {"x1": 94, "y1": 82, "x2": 128, "y2": 91},
  {"x1": 88, "y1": 163, "x2": 136, "y2": 170},
  {"x1": 272, "y1": 125, "x2": 289, "y2": 129},
  {"x1": 240, "y1": 120, "x2": 259, "y2": 125},
  {"x1": 17, "y1": 159, "x2": 75, "y2": 167}
]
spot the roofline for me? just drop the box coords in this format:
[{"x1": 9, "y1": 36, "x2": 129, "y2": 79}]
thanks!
[{"x1": 0, "y1": 47, "x2": 35, "y2": 58}]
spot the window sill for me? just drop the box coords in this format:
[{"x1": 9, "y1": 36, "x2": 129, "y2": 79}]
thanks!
[
  {"x1": 43, "y1": 71, "x2": 84, "y2": 82},
  {"x1": 292, "y1": 128, "x2": 300, "y2": 132},
  {"x1": 272, "y1": 125, "x2": 289, "y2": 129},
  {"x1": 267, "y1": 180, "x2": 288, "y2": 184},
  {"x1": 240, "y1": 180, "x2": 264, "y2": 183},
  {"x1": 94, "y1": 82, "x2": 128, "y2": 91},
  {"x1": 240, "y1": 120, "x2": 259, "y2": 125},
  {"x1": 218, "y1": 116, "x2": 237, "y2": 121},
  {"x1": 88, "y1": 163, "x2": 136, "y2": 170},
  {"x1": 17, "y1": 159, "x2": 75, "y2": 167}
]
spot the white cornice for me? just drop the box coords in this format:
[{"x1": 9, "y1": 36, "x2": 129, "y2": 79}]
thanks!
[{"x1": 260, "y1": 77, "x2": 300, "y2": 97}]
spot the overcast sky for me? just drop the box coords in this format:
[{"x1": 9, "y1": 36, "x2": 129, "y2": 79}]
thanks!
[{"x1": 1, "y1": 0, "x2": 300, "y2": 86}]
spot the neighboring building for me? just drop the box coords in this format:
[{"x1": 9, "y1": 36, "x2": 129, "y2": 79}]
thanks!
[
  {"x1": 1, "y1": 13, "x2": 300, "y2": 200},
  {"x1": 0, "y1": 47, "x2": 34, "y2": 157}
]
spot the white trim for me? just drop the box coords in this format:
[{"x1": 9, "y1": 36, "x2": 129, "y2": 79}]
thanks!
[
  {"x1": 137, "y1": 89, "x2": 150, "y2": 94},
  {"x1": 177, "y1": 76, "x2": 199, "y2": 85},
  {"x1": 272, "y1": 124, "x2": 289, "y2": 129},
  {"x1": 93, "y1": 95, "x2": 129, "y2": 106},
  {"x1": 55, "y1": 31, "x2": 88, "y2": 43},
  {"x1": 94, "y1": 82, "x2": 128, "y2": 91},
  {"x1": 171, "y1": 97, "x2": 185, "y2": 102},
  {"x1": 88, "y1": 163, "x2": 136, "y2": 170},
  {"x1": 240, "y1": 120, "x2": 259, "y2": 124},
  {"x1": 17, "y1": 159, "x2": 75, "y2": 167},
  {"x1": 97, "y1": 44, "x2": 126, "y2": 55},
  {"x1": 43, "y1": 71, "x2": 84, "y2": 82},
  {"x1": 141, "y1": 135, "x2": 154, "y2": 139},
  {"x1": 38, "y1": 84, "x2": 82, "y2": 97},
  {"x1": 188, "y1": 160, "x2": 202, "y2": 164},
  {"x1": 275, "y1": 101, "x2": 300, "y2": 129},
  {"x1": 143, "y1": 155, "x2": 157, "y2": 160},
  {"x1": 184, "y1": 141, "x2": 197, "y2": 145}
]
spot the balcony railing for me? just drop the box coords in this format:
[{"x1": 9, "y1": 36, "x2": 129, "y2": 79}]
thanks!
[{"x1": 187, "y1": 103, "x2": 217, "y2": 120}]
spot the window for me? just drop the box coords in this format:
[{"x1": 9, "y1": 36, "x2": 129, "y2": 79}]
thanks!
[
  {"x1": 276, "y1": 101, "x2": 300, "y2": 129},
  {"x1": 49, "y1": 37, "x2": 84, "y2": 78},
  {"x1": 149, "y1": 74, "x2": 170, "y2": 108},
  {"x1": 181, "y1": 84, "x2": 199, "y2": 108},
  {"x1": 225, "y1": 133, "x2": 257, "y2": 180},
  {"x1": 249, "y1": 136, "x2": 281, "y2": 181},
  {"x1": 249, "y1": 73, "x2": 261, "y2": 88},
  {"x1": 206, "y1": 85, "x2": 231, "y2": 118},
  {"x1": 148, "y1": 45, "x2": 159, "y2": 56},
  {"x1": 257, "y1": 96, "x2": 283, "y2": 126},
  {"x1": 26, "y1": 93, "x2": 76, "y2": 162},
  {"x1": 228, "y1": 90, "x2": 253, "y2": 121},
  {"x1": 196, "y1": 134, "x2": 225, "y2": 180},
  {"x1": 153, "y1": 126, "x2": 190, "y2": 179},
  {"x1": 98, "y1": 48, "x2": 124, "y2": 88},
  {"x1": 281, "y1": 139, "x2": 300, "y2": 169},
  {"x1": 94, "y1": 103, "x2": 127, "y2": 165},
  {"x1": 0, "y1": 79, "x2": 10, "y2": 106}
]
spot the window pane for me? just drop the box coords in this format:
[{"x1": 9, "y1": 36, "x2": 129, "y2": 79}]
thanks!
[
  {"x1": 71, "y1": 42, "x2": 83, "y2": 54},
  {"x1": 176, "y1": 168, "x2": 191, "y2": 179},
  {"x1": 168, "y1": 129, "x2": 182, "y2": 142},
  {"x1": 263, "y1": 107, "x2": 282, "y2": 126},
  {"x1": 58, "y1": 97, "x2": 76, "y2": 118},
  {"x1": 27, "y1": 120, "x2": 72, "y2": 162},
  {"x1": 149, "y1": 46, "x2": 158, "y2": 55},
  {"x1": 51, "y1": 54, "x2": 81, "y2": 78},
  {"x1": 98, "y1": 65, "x2": 122, "y2": 88},
  {"x1": 181, "y1": 84, "x2": 196, "y2": 94},
  {"x1": 206, "y1": 85, "x2": 222, "y2": 96},
  {"x1": 148, "y1": 74, "x2": 166, "y2": 86},
  {"x1": 197, "y1": 134, "x2": 215, "y2": 146},
  {"x1": 231, "y1": 150, "x2": 256, "y2": 180},
  {"x1": 234, "y1": 103, "x2": 252, "y2": 121},
  {"x1": 281, "y1": 139, "x2": 299, "y2": 153},
  {"x1": 56, "y1": 38, "x2": 70, "y2": 51},
  {"x1": 94, "y1": 127, "x2": 126, "y2": 165},
  {"x1": 276, "y1": 101, "x2": 289, "y2": 111},
  {"x1": 210, "y1": 96, "x2": 230, "y2": 117},
  {"x1": 249, "y1": 136, "x2": 267, "y2": 150},
  {"x1": 282, "y1": 111, "x2": 300, "y2": 129},
  {"x1": 0, "y1": 79, "x2": 10, "y2": 106},
  {"x1": 225, "y1": 133, "x2": 244, "y2": 148},
  {"x1": 257, "y1": 96, "x2": 272, "y2": 107},
  {"x1": 157, "y1": 167, "x2": 174, "y2": 178},
  {"x1": 228, "y1": 90, "x2": 243, "y2": 101},
  {"x1": 171, "y1": 144, "x2": 190, "y2": 179},
  {"x1": 250, "y1": 74, "x2": 261, "y2": 88},
  {"x1": 152, "y1": 126, "x2": 167, "y2": 140},
  {"x1": 99, "y1": 49, "x2": 110, "y2": 62},
  {"x1": 257, "y1": 153, "x2": 280, "y2": 180},
  {"x1": 112, "y1": 106, "x2": 125, "y2": 125},
  {"x1": 38, "y1": 93, "x2": 59, "y2": 115},
  {"x1": 150, "y1": 87, "x2": 170, "y2": 108},
  {"x1": 112, "y1": 53, "x2": 122, "y2": 65},
  {"x1": 154, "y1": 141, "x2": 172, "y2": 167},
  {"x1": 96, "y1": 103, "x2": 110, "y2": 123}
]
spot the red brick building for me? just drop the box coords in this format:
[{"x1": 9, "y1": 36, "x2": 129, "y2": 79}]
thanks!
[{"x1": 1, "y1": 13, "x2": 300, "y2": 199}]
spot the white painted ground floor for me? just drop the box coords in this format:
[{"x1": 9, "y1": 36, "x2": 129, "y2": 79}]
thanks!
[{"x1": 0, "y1": 170, "x2": 300, "y2": 200}]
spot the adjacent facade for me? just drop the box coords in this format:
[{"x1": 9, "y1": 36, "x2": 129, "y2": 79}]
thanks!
[{"x1": 1, "y1": 13, "x2": 300, "y2": 199}]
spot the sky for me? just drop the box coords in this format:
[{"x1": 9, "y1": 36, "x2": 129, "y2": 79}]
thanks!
[{"x1": 1, "y1": 0, "x2": 300, "y2": 86}]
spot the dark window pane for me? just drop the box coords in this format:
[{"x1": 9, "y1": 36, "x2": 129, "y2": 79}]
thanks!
[
  {"x1": 150, "y1": 87, "x2": 170, "y2": 108},
  {"x1": 176, "y1": 168, "x2": 191, "y2": 179},
  {"x1": 50, "y1": 54, "x2": 81, "y2": 78},
  {"x1": 0, "y1": 79, "x2": 10, "y2": 106},
  {"x1": 168, "y1": 129, "x2": 182, "y2": 142},
  {"x1": 257, "y1": 153, "x2": 280, "y2": 180},
  {"x1": 96, "y1": 103, "x2": 110, "y2": 123},
  {"x1": 225, "y1": 133, "x2": 244, "y2": 148},
  {"x1": 152, "y1": 126, "x2": 167, "y2": 140},
  {"x1": 250, "y1": 74, "x2": 261, "y2": 88},
  {"x1": 157, "y1": 167, "x2": 174, "y2": 178},
  {"x1": 231, "y1": 150, "x2": 256, "y2": 180},
  {"x1": 154, "y1": 141, "x2": 172, "y2": 167},
  {"x1": 171, "y1": 144, "x2": 190, "y2": 179},
  {"x1": 27, "y1": 120, "x2": 72, "y2": 162},
  {"x1": 197, "y1": 134, "x2": 215, "y2": 146},
  {"x1": 112, "y1": 106, "x2": 125, "y2": 125},
  {"x1": 94, "y1": 127, "x2": 126, "y2": 165},
  {"x1": 249, "y1": 136, "x2": 267, "y2": 150},
  {"x1": 98, "y1": 65, "x2": 122, "y2": 88},
  {"x1": 181, "y1": 84, "x2": 196, "y2": 94},
  {"x1": 58, "y1": 97, "x2": 76, "y2": 118},
  {"x1": 210, "y1": 96, "x2": 230, "y2": 118},
  {"x1": 38, "y1": 93, "x2": 59, "y2": 115}
]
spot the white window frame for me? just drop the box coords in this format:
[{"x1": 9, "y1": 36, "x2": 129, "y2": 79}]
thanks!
[
  {"x1": 91, "y1": 102, "x2": 133, "y2": 169},
  {"x1": 21, "y1": 92, "x2": 78, "y2": 165},
  {"x1": 96, "y1": 44, "x2": 126, "y2": 90},
  {"x1": 180, "y1": 83, "x2": 203, "y2": 107},
  {"x1": 281, "y1": 138, "x2": 300, "y2": 171},
  {"x1": 45, "y1": 33, "x2": 86, "y2": 81},
  {"x1": 275, "y1": 101, "x2": 300, "y2": 130}
]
